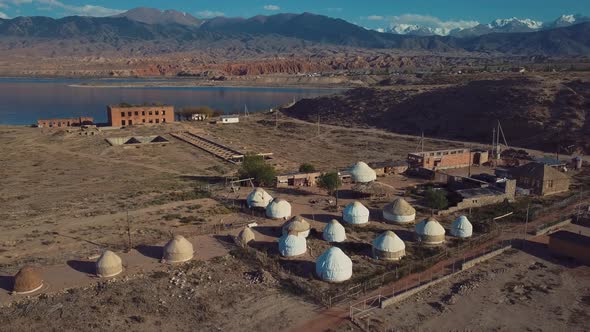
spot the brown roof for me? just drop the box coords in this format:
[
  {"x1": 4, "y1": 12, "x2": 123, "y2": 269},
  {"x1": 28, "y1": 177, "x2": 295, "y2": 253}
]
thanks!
[{"x1": 511, "y1": 162, "x2": 569, "y2": 181}]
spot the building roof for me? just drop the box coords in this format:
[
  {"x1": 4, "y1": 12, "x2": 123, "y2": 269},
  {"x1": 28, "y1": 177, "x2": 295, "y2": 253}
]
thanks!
[
  {"x1": 278, "y1": 233, "x2": 307, "y2": 257},
  {"x1": 416, "y1": 217, "x2": 446, "y2": 236},
  {"x1": 512, "y1": 162, "x2": 569, "y2": 181},
  {"x1": 342, "y1": 201, "x2": 370, "y2": 225},
  {"x1": 96, "y1": 250, "x2": 123, "y2": 278},
  {"x1": 323, "y1": 220, "x2": 346, "y2": 243},
  {"x1": 316, "y1": 247, "x2": 353, "y2": 282},
  {"x1": 163, "y1": 235, "x2": 194, "y2": 263},
  {"x1": 383, "y1": 198, "x2": 416, "y2": 216},
  {"x1": 369, "y1": 160, "x2": 407, "y2": 168},
  {"x1": 282, "y1": 216, "x2": 311, "y2": 235},
  {"x1": 533, "y1": 157, "x2": 567, "y2": 167},
  {"x1": 373, "y1": 231, "x2": 405, "y2": 253},
  {"x1": 247, "y1": 188, "x2": 273, "y2": 208},
  {"x1": 350, "y1": 161, "x2": 377, "y2": 183},
  {"x1": 265, "y1": 198, "x2": 292, "y2": 219},
  {"x1": 550, "y1": 230, "x2": 590, "y2": 247},
  {"x1": 451, "y1": 216, "x2": 473, "y2": 238},
  {"x1": 13, "y1": 266, "x2": 43, "y2": 294},
  {"x1": 220, "y1": 115, "x2": 239, "y2": 119},
  {"x1": 236, "y1": 227, "x2": 256, "y2": 246},
  {"x1": 456, "y1": 187, "x2": 504, "y2": 199}
]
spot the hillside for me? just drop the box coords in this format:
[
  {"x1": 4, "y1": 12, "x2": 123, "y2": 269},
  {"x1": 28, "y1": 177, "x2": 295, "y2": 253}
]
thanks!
[{"x1": 284, "y1": 76, "x2": 590, "y2": 154}]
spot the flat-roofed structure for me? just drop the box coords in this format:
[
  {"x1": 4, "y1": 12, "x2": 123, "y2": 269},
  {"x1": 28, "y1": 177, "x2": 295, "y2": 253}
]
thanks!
[
  {"x1": 37, "y1": 117, "x2": 94, "y2": 128},
  {"x1": 408, "y1": 148, "x2": 488, "y2": 171},
  {"x1": 107, "y1": 104, "x2": 174, "y2": 126},
  {"x1": 548, "y1": 230, "x2": 590, "y2": 265}
]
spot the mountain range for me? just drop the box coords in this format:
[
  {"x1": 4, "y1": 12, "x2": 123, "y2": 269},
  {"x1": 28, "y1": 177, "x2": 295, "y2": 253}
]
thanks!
[
  {"x1": 388, "y1": 14, "x2": 590, "y2": 37},
  {"x1": 0, "y1": 8, "x2": 589, "y2": 57}
]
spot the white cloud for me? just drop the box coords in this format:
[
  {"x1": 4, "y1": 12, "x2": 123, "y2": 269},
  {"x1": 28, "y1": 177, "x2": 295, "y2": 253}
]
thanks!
[
  {"x1": 375, "y1": 28, "x2": 385, "y2": 33},
  {"x1": 366, "y1": 15, "x2": 384, "y2": 21},
  {"x1": 0, "y1": 11, "x2": 8, "y2": 18},
  {"x1": 386, "y1": 14, "x2": 479, "y2": 35},
  {"x1": 196, "y1": 10, "x2": 224, "y2": 18},
  {"x1": 263, "y1": 4, "x2": 280, "y2": 11},
  {"x1": 1, "y1": 0, "x2": 123, "y2": 16}
]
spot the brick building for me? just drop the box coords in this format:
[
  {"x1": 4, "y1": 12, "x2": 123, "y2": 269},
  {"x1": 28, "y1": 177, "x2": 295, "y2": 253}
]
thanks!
[
  {"x1": 548, "y1": 231, "x2": 590, "y2": 265},
  {"x1": 107, "y1": 104, "x2": 174, "y2": 127},
  {"x1": 511, "y1": 162, "x2": 570, "y2": 196},
  {"x1": 37, "y1": 117, "x2": 93, "y2": 128},
  {"x1": 408, "y1": 148, "x2": 488, "y2": 170}
]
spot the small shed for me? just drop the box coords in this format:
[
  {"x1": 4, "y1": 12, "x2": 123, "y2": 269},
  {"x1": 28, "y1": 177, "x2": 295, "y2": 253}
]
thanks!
[
  {"x1": 218, "y1": 115, "x2": 240, "y2": 124},
  {"x1": 548, "y1": 231, "x2": 590, "y2": 265}
]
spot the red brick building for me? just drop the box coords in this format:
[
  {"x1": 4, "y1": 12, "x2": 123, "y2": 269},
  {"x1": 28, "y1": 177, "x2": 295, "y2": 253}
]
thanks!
[
  {"x1": 408, "y1": 148, "x2": 471, "y2": 170},
  {"x1": 37, "y1": 117, "x2": 94, "y2": 128},
  {"x1": 107, "y1": 104, "x2": 175, "y2": 127}
]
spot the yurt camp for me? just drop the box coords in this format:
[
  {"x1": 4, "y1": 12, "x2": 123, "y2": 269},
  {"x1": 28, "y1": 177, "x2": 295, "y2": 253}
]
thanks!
[
  {"x1": 323, "y1": 219, "x2": 346, "y2": 243},
  {"x1": 246, "y1": 188, "x2": 273, "y2": 209},
  {"x1": 415, "y1": 217, "x2": 446, "y2": 245},
  {"x1": 350, "y1": 161, "x2": 377, "y2": 183},
  {"x1": 383, "y1": 198, "x2": 416, "y2": 224},
  {"x1": 278, "y1": 232, "x2": 307, "y2": 257},
  {"x1": 235, "y1": 227, "x2": 256, "y2": 247},
  {"x1": 316, "y1": 247, "x2": 353, "y2": 283},
  {"x1": 96, "y1": 250, "x2": 123, "y2": 278},
  {"x1": 13, "y1": 265, "x2": 43, "y2": 295},
  {"x1": 162, "y1": 235, "x2": 194, "y2": 263},
  {"x1": 451, "y1": 216, "x2": 473, "y2": 238},
  {"x1": 372, "y1": 231, "x2": 406, "y2": 261},
  {"x1": 282, "y1": 216, "x2": 311, "y2": 237},
  {"x1": 266, "y1": 198, "x2": 292, "y2": 220},
  {"x1": 342, "y1": 201, "x2": 370, "y2": 225}
]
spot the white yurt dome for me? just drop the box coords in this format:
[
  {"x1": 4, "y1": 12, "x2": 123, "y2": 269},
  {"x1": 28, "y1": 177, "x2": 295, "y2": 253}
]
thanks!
[
  {"x1": 278, "y1": 233, "x2": 307, "y2": 257},
  {"x1": 350, "y1": 161, "x2": 377, "y2": 183},
  {"x1": 236, "y1": 227, "x2": 256, "y2": 246},
  {"x1": 451, "y1": 216, "x2": 473, "y2": 238},
  {"x1": 316, "y1": 247, "x2": 353, "y2": 282},
  {"x1": 343, "y1": 201, "x2": 370, "y2": 225},
  {"x1": 372, "y1": 231, "x2": 406, "y2": 261},
  {"x1": 323, "y1": 219, "x2": 346, "y2": 243},
  {"x1": 415, "y1": 217, "x2": 446, "y2": 245},
  {"x1": 96, "y1": 250, "x2": 123, "y2": 278},
  {"x1": 282, "y1": 216, "x2": 311, "y2": 238},
  {"x1": 383, "y1": 198, "x2": 416, "y2": 224},
  {"x1": 163, "y1": 235, "x2": 194, "y2": 263},
  {"x1": 247, "y1": 188, "x2": 273, "y2": 208},
  {"x1": 265, "y1": 198, "x2": 292, "y2": 220}
]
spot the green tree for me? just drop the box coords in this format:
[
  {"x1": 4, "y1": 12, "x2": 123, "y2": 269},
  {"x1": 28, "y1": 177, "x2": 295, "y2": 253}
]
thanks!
[
  {"x1": 238, "y1": 154, "x2": 276, "y2": 186},
  {"x1": 298, "y1": 163, "x2": 316, "y2": 173},
  {"x1": 317, "y1": 172, "x2": 342, "y2": 206},
  {"x1": 424, "y1": 188, "x2": 448, "y2": 210}
]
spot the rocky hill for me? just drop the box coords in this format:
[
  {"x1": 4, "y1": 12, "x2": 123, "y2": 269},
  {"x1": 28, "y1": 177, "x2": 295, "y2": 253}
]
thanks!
[{"x1": 284, "y1": 76, "x2": 590, "y2": 154}]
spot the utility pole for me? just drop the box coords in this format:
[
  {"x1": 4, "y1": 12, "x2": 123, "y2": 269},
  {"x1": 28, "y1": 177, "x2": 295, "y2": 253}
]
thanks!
[
  {"x1": 421, "y1": 131, "x2": 424, "y2": 153},
  {"x1": 492, "y1": 127, "x2": 496, "y2": 159},
  {"x1": 126, "y1": 210, "x2": 132, "y2": 252},
  {"x1": 523, "y1": 204, "x2": 530, "y2": 247}
]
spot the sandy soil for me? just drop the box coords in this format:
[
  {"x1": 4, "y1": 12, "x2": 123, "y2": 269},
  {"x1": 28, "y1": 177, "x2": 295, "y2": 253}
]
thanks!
[{"x1": 339, "y1": 249, "x2": 590, "y2": 331}]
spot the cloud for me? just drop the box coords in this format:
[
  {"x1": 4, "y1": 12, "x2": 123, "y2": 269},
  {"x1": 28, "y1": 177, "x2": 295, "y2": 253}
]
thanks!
[
  {"x1": 2, "y1": 0, "x2": 123, "y2": 16},
  {"x1": 263, "y1": 4, "x2": 280, "y2": 11},
  {"x1": 0, "y1": 11, "x2": 8, "y2": 18},
  {"x1": 196, "y1": 10, "x2": 224, "y2": 18},
  {"x1": 386, "y1": 14, "x2": 479, "y2": 35},
  {"x1": 366, "y1": 15, "x2": 384, "y2": 21}
]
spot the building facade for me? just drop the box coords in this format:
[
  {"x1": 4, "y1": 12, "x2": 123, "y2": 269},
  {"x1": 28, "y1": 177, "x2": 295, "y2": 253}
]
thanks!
[
  {"x1": 408, "y1": 148, "x2": 472, "y2": 170},
  {"x1": 37, "y1": 117, "x2": 93, "y2": 128},
  {"x1": 511, "y1": 162, "x2": 570, "y2": 196},
  {"x1": 549, "y1": 231, "x2": 590, "y2": 265},
  {"x1": 107, "y1": 105, "x2": 174, "y2": 127}
]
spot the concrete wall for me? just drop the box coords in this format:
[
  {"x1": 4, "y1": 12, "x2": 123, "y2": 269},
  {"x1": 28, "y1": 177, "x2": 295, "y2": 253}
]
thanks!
[
  {"x1": 107, "y1": 106, "x2": 174, "y2": 126},
  {"x1": 38, "y1": 117, "x2": 94, "y2": 128},
  {"x1": 534, "y1": 219, "x2": 572, "y2": 236},
  {"x1": 460, "y1": 245, "x2": 512, "y2": 270}
]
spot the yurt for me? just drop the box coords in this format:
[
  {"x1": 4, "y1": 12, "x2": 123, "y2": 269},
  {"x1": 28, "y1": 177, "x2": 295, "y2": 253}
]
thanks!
[
  {"x1": 282, "y1": 216, "x2": 311, "y2": 238},
  {"x1": 451, "y1": 216, "x2": 473, "y2": 238},
  {"x1": 13, "y1": 266, "x2": 43, "y2": 294},
  {"x1": 246, "y1": 188, "x2": 273, "y2": 209},
  {"x1": 343, "y1": 201, "x2": 370, "y2": 225},
  {"x1": 235, "y1": 227, "x2": 256, "y2": 247},
  {"x1": 265, "y1": 198, "x2": 292, "y2": 220},
  {"x1": 415, "y1": 217, "x2": 446, "y2": 245},
  {"x1": 316, "y1": 247, "x2": 353, "y2": 282},
  {"x1": 323, "y1": 219, "x2": 346, "y2": 243},
  {"x1": 383, "y1": 198, "x2": 416, "y2": 224},
  {"x1": 96, "y1": 250, "x2": 123, "y2": 278},
  {"x1": 372, "y1": 231, "x2": 406, "y2": 261},
  {"x1": 278, "y1": 232, "x2": 307, "y2": 257},
  {"x1": 162, "y1": 235, "x2": 194, "y2": 263},
  {"x1": 350, "y1": 161, "x2": 377, "y2": 183}
]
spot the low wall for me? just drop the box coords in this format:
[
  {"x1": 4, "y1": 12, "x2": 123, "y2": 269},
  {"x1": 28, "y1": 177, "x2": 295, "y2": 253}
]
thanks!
[
  {"x1": 534, "y1": 219, "x2": 572, "y2": 236},
  {"x1": 380, "y1": 244, "x2": 512, "y2": 309}
]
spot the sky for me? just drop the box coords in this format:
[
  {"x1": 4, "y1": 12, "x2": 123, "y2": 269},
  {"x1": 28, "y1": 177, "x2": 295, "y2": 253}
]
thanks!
[{"x1": 0, "y1": 0, "x2": 587, "y2": 31}]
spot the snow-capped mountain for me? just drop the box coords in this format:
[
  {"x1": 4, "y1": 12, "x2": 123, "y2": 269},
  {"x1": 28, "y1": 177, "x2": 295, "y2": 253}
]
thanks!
[{"x1": 387, "y1": 14, "x2": 590, "y2": 37}]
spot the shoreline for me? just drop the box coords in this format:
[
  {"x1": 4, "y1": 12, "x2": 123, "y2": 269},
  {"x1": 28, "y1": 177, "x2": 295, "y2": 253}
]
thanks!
[{"x1": 68, "y1": 83, "x2": 351, "y2": 90}]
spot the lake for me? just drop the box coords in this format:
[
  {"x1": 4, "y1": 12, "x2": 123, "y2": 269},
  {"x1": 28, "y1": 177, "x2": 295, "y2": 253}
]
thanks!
[{"x1": 0, "y1": 78, "x2": 343, "y2": 125}]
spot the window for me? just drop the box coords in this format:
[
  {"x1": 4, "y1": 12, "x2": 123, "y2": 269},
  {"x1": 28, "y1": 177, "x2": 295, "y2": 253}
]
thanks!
[
  {"x1": 134, "y1": 111, "x2": 139, "y2": 116},
  {"x1": 162, "y1": 118, "x2": 166, "y2": 123},
  {"x1": 155, "y1": 119, "x2": 160, "y2": 124},
  {"x1": 162, "y1": 110, "x2": 166, "y2": 115},
  {"x1": 155, "y1": 111, "x2": 160, "y2": 115},
  {"x1": 142, "y1": 119, "x2": 146, "y2": 123},
  {"x1": 149, "y1": 120, "x2": 153, "y2": 123},
  {"x1": 149, "y1": 111, "x2": 153, "y2": 115},
  {"x1": 121, "y1": 120, "x2": 126, "y2": 126},
  {"x1": 129, "y1": 120, "x2": 133, "y2": 126},
  {"x1": 127, "y1": 111, "x2": 132, "y2": 116},
  {"x1": 121, "y1": 112, "x2": 125, "y2": 117},
  {"x1": 142, "y1": 111, "x2": 145, "y2": 116}
]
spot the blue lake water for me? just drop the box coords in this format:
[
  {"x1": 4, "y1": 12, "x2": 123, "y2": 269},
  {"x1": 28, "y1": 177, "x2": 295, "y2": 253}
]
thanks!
[{"x1": 0, "y1": 78, "x2": 342, "y2": 125}]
